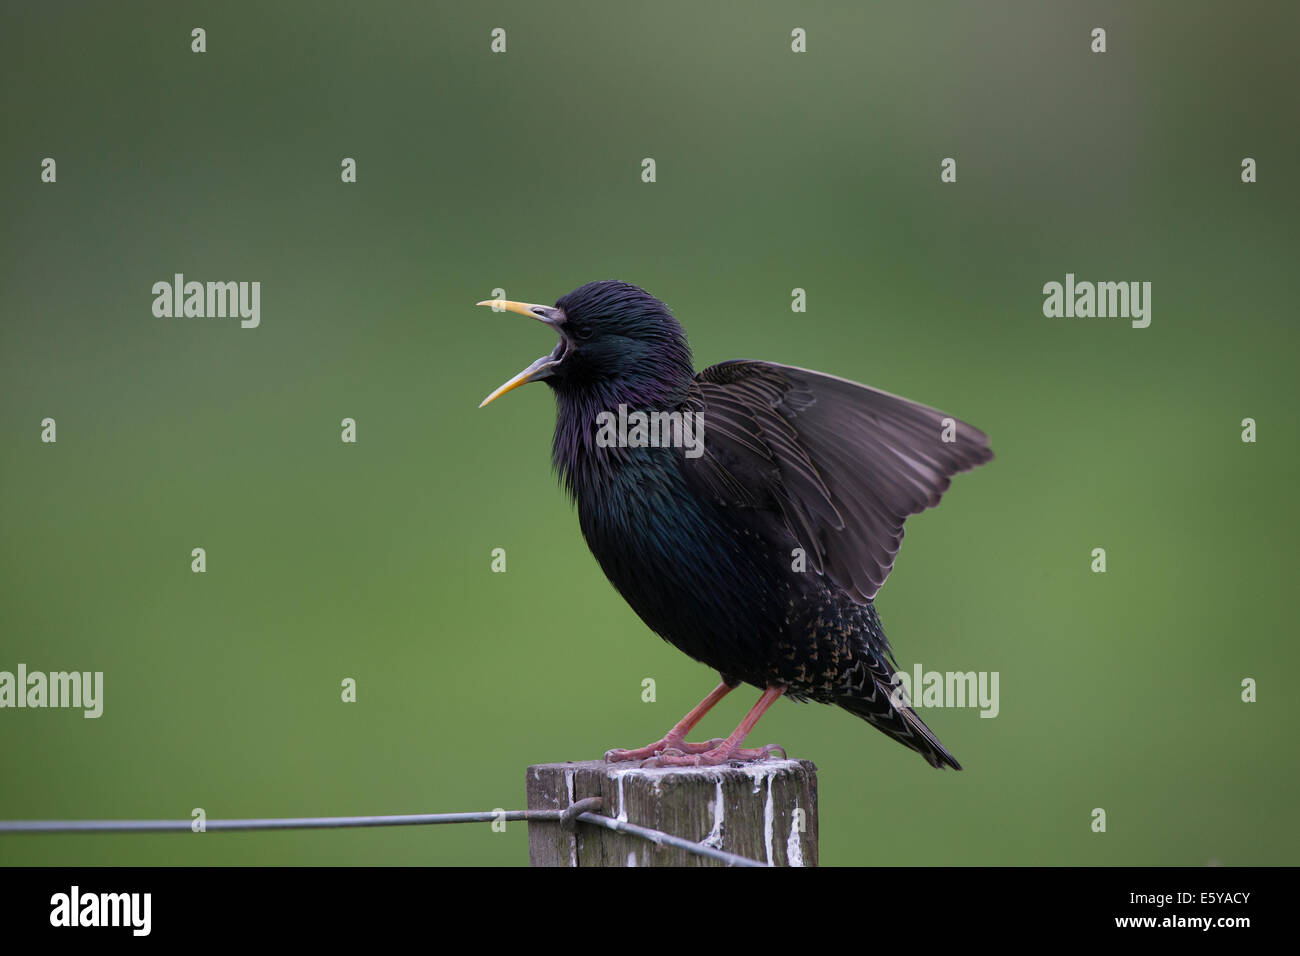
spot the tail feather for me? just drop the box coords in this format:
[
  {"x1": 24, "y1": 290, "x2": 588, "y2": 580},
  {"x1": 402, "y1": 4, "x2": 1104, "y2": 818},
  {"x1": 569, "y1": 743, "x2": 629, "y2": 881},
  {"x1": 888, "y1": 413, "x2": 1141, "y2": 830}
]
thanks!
[
  {"x1": 837, "y1": 686, "x2": 961, "y2": 770},
  {"x1": 838, "y1": 680, "x2": 962, "y2": 770},
  {"x1": 838, "y1": 603, "x2": 962, "y2": 769}
]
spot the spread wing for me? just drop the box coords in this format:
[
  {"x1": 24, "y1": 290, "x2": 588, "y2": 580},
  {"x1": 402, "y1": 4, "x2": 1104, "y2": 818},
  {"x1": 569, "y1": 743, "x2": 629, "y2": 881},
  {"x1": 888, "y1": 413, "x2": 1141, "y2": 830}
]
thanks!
[{"x1": 682, "y1": 360, "x2": 993, "y2": 603}]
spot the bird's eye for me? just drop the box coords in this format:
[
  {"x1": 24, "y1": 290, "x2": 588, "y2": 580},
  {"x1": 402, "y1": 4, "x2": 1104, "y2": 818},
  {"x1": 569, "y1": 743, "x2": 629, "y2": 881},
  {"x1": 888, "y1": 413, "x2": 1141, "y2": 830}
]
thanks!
[{"x1": 575, "y1": 326, "x2": 594, "y2": 340}]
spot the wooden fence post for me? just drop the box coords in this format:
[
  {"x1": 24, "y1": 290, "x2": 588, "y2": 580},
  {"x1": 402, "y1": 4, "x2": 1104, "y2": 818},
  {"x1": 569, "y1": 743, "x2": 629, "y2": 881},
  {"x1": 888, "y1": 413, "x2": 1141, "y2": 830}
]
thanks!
[{"x1": 525, "y1": 759, "x2": 818, "y2": 867}]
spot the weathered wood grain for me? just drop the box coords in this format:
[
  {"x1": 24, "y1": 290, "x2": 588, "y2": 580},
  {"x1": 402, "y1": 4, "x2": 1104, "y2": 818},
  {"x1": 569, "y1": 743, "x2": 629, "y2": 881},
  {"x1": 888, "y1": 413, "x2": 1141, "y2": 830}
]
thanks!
[{"x1": 526, "y1": 759, "x2": 818, "y2": 867}]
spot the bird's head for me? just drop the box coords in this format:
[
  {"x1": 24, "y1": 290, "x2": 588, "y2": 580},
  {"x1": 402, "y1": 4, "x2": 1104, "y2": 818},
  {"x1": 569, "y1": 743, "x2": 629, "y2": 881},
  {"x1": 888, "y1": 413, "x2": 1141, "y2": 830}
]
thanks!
[{"x1": 477, "y1": 280, "x2": 694, "y2": 409}]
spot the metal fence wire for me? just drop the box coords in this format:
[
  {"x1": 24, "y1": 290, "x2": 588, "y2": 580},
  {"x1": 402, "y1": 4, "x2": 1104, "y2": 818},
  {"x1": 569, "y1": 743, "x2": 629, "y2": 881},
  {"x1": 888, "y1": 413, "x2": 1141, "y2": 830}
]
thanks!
[{"x1": 0, "y1": 800, "x2": 768, "y2": 867}]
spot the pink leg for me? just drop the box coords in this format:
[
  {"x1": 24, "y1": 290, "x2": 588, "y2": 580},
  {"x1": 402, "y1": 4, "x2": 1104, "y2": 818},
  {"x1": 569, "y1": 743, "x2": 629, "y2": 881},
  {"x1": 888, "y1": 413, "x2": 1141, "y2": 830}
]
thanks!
[
  {"x1": 605, "y1": 682, "x2": 735, "y2": 762},
  {"x1": 642, "y1": 685, "x2": 788, "y2": 767}
]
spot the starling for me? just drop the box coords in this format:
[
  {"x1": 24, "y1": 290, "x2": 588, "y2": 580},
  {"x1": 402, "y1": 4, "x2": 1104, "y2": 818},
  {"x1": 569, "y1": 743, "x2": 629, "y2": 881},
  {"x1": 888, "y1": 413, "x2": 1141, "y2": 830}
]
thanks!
[{"x1": 478, "y1": 281, "x2": 992, "y2": 768}]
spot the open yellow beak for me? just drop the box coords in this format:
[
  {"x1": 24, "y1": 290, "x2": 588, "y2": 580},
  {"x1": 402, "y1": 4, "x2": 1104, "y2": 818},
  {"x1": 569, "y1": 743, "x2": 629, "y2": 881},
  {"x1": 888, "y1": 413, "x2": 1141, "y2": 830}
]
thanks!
[{"x1": 475, "y1": 299, "x2": 567, "y2": 407}]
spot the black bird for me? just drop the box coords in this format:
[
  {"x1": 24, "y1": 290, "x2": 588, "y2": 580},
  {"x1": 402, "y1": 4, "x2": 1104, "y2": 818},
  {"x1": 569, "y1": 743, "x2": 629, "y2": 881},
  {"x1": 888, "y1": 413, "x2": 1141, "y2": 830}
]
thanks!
[{"x1": 478, "y1": 281, "x2": 992, "y2": 768}]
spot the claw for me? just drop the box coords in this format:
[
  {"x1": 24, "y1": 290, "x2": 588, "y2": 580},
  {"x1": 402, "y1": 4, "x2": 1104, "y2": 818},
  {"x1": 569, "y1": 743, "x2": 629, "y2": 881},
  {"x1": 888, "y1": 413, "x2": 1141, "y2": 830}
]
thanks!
[
  {"x1": 605, "y1": 736, "x2": 729, "y2": 763},
  {"x1": 640, "y1": 741, "x2": 785, "y2": 768},
  {"x1": 605, "y1": 685, "x2": 787, "y2": 767},
  {"x1": 605, "y1": 740, "x2": 671, "y2": 763}
]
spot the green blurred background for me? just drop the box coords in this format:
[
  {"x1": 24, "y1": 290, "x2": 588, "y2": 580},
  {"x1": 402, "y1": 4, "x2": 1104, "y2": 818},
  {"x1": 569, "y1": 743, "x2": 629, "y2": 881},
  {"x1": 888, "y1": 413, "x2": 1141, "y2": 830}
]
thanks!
[{"x1": 2, "y1": 1, "x2": 1297, "y2": 866}]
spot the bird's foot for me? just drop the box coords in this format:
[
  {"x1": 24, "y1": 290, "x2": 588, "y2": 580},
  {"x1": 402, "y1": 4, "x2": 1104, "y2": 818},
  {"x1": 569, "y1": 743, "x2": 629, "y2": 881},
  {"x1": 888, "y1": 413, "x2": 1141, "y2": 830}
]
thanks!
[
  {"x1": 639, "y1": 742, "x2": 786, "y2": 768},
  {"x1": 605, "y1": 685, "x2": 788, "y2": 767},
  {"x1": 604, "y1": 736, "x2": 727, "y2": 763}
]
